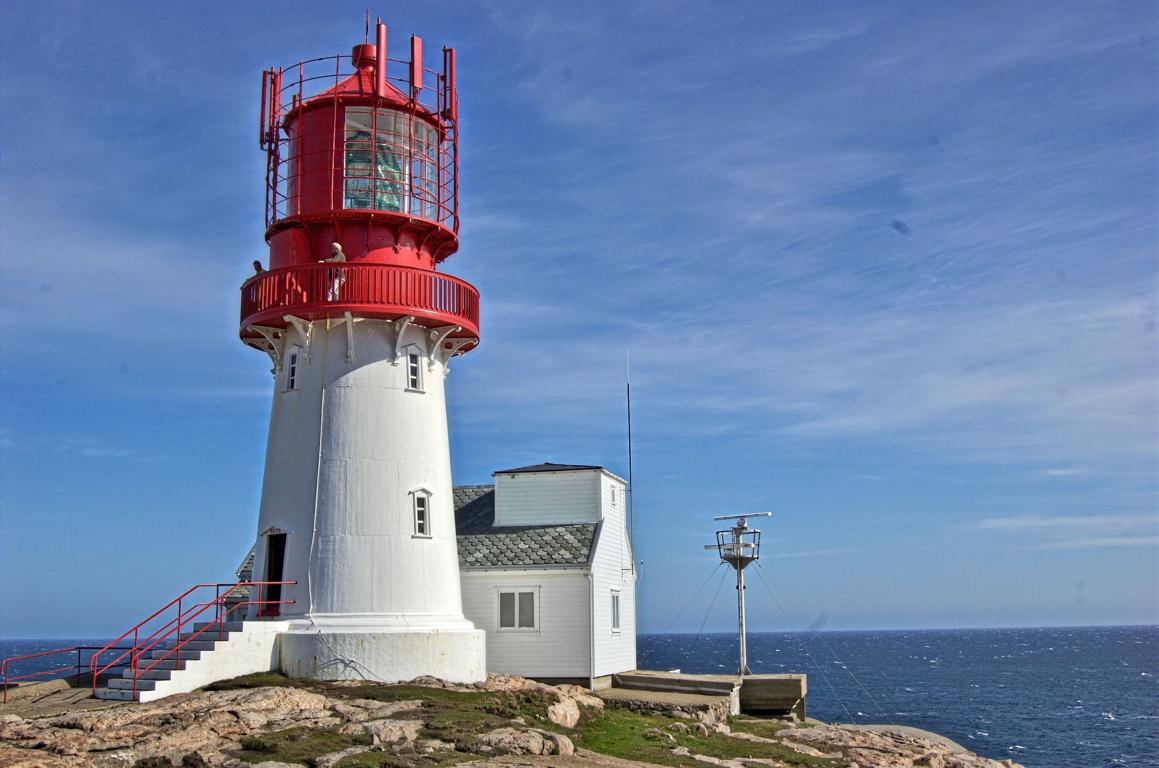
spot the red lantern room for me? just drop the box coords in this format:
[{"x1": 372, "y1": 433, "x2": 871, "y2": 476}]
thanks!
[{"x1": 241, "y1": 20, "x2": 478, "y2": 349}]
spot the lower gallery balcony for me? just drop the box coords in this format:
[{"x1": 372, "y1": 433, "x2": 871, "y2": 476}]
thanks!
[{"x1": 240, "y1": 263, "x2": 480, "y2": 344}]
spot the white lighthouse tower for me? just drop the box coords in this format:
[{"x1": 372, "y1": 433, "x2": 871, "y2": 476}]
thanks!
[{"x1": 238, "y1": 21, "x2": 485, "y2": 683}]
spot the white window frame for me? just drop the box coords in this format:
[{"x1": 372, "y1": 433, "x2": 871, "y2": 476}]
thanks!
[
  {"x1": 284, "y1": 346, "x2": 301, "y2": 392},
  {"x1": 496, "y1": 587, "x2": 539, "y2": 632},
  {"x1": 411, "y1": 489, "x2": 432, "y2": 538},
  {"x1": 405, "y1": 346, "x2": 423, "y2": 392},
  {"x1": 611, "y1": 590, "x2": 622, "y2": 633}
]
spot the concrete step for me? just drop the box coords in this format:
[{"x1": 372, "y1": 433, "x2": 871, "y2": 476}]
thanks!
[
  {"x1": 126, "y1": 658, "x2": 189, "y2": 672},
  {"x1": 178, "y1": 630, "x2": 235, "y2": 642},
  {"x1": 121, "y1": 667, "x2": 177, "y2": 681},
  {"x1": 153, "y1": 639, "x2": 220, "y2": 653},
  {"x1": 94, "y1": 687, "x2": 138, "y2": 701},
  {"x1": 107, "y1": 678, "x2": 159, "y2": 691},
  {"x1": 142, "y1": 648, "x2": 204, "y2": 662},
  {"x1": 614, "y1": 670, "x2": 740, "y2": 697},
  {"x1": 192, "y1": 621, "x2": 245, "y2": 633}
]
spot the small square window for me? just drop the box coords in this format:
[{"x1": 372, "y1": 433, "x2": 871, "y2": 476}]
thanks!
[
  {"x1": 406, "y1": 350, "x2": 423, "y2": 391},
  {"x1": 611, "y1": 591, "x2": 621, "y2": 632},
  {"x1": 285, "y1": 349, "x2": 300, "y2": 391},
  {"x1": 498, "y1": 590, "x2": 536, "y2": 630},
  {"x1": 413, "y1": 493, "x2": 430, "y2": 536}
]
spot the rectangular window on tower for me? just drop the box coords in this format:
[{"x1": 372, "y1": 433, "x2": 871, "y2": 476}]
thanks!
[
  {"x1": 406, "y1": 350, "x2": 423, "y2": 391},
  {"x1": 497, "y1": 589, "x2": 537, "y2": 631},
  {"x1": 413, "y1": 493, "x2": 430, "y2": 537},
  {"x1": 285, "y1": 349, "x2": 300, "y2": 391},
  {"x1": 611, "y1": 591, "x2": 621, "y2": 632}
]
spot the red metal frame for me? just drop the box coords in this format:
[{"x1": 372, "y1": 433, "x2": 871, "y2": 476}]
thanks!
[
  {"x1": 87, "y1": 581, "x2": 294, "y2": 699},
  {"x1": 240, "y1": 262, "x2": 479, "y2": 341},
  {"x1": 260, "y1": 46, "x2": 458, "y2": 233},
  {"x1": 0, "y1": 646, "x2": 132, "y2": 704}
]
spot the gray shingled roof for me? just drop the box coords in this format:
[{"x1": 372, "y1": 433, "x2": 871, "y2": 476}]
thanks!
[
  {"x1": 454, "y1": 485, "x2": 597, "y2": 569},
  {"x1": 494, "y1": 462, "x2": 603, "y2": 475}
]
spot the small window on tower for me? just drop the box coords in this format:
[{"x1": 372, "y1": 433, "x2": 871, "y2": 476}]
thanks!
[
  {"x1": 612, "y1": 591, "x2": 622, "y2": 632},
  {"x1": 406, "y1": 349, "x2": 423, "y2": 391},
  {"x1": 413, "y1": 491, "x2": 430, "y2": 537},
  {"x1": 285, "y1": 348, "x2": 300, "y2": 391}
]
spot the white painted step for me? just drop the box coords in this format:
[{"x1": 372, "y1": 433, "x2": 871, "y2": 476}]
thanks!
[
  {"x1": 93, "y1": 619, "x2": 287, "y2": 703},
  {"x1": 107, "y1": 678, "x2": 160, "y2": 691},
  {"x1": 94, "y1": 687, "x2": 137, "y2": 701},
  {"x1": 192, "y1": 621, "x2": 246, "y2": 633}
]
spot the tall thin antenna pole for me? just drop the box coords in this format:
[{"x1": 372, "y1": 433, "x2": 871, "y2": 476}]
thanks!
[
  {"x1": 626, "y1": 350, "x2": 635, "y2": 567},
  {"x1": 364, "y1": 8, "x2": 370, "y2": 43}
]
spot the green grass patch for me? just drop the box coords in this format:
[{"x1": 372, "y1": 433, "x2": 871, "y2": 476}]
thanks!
[
  {"x1": 575, "y1": 708, "x2": 839, "y2": 768},
  {"x1": 335, "y1": 750, "x2": 482, "y2": 768},
  {"x1": 204, "y1": 671, "x2": 315, "y2": 691},
  {"x1": 230, "y1": 726, "x2": 371, "y2": 765},
  {"x1": 729, "y1": 714, "x2": 810, "y2": 738}
]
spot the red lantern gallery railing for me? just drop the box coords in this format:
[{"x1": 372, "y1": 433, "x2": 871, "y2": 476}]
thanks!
[{"x1": 240, "y1": 263, "x2": 480, "y2": 340}]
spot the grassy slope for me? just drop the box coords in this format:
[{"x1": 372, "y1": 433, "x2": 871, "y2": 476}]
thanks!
[{"x1": 208, "y1": 673, "x2": 836, "y2": 768}]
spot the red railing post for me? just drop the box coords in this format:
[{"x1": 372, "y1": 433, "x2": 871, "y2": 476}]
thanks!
[{"x1": 175, "y1": 596, "x2": 183, "y2": 669}]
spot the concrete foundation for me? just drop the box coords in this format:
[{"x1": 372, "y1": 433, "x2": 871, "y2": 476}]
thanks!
[
  {"x1": 739, "y1": 673, "x2": 807, "y2": 719},
  {"x1": 278, "y1": 625, "x2": 486, "y2": 684}
]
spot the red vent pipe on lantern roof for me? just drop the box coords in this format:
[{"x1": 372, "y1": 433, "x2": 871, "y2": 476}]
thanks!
[{"x1": 375, "y1": 20, "x2": 387, "y2": 98}]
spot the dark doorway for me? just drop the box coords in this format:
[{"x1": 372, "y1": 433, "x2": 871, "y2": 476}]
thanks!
[{"x1": 262, "y1": 533, "x2": 287, "y2": 617}]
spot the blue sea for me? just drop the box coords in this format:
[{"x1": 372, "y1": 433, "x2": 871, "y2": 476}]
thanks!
[
  {"x1": 4, "y1": 626, "x2": 1156, "y2": 767},
  {"x1": 640, "y1": 627, "x2": 1158, "y2": 768}
]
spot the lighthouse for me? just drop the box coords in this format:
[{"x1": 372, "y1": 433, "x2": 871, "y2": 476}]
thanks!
[{"x1": 239, "y1": 21, "x2": 486, "y2": 683}]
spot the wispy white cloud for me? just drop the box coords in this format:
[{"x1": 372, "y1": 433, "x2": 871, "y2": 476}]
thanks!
[
  {"x1": 970, "y1": 512, "x2": 1159, "y2": 552},
  {"x1": 973, "y1": 514, "x2": 1155, "y2": 531}
]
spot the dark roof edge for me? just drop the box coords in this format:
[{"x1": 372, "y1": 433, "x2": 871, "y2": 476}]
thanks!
[
  {"x1": 587, "y1": 518, "x2": 605, "y2": 565},
  {"x1": 460, "y1": 563, "x2": 591, "y2": 572},
  {"x1": 493, "y1": 462, "x2": 604, "y2": 475}
]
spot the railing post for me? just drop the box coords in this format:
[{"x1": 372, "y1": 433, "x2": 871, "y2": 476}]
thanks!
[{"x1": 176, "y1": 596, "x2": 183, "y2": 668}]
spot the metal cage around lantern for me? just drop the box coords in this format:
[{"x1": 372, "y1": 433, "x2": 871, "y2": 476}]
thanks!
[
  {"x1": 714, "y1": 528, "x2": 761, "y2": 568},
  {"x1": 259, "y1": 43, "x2": 460, "y2": 235}
]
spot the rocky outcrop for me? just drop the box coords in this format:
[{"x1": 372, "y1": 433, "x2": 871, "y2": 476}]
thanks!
[{"x1": 0, "y1": 674, "x2": 1022, "y2": 768}]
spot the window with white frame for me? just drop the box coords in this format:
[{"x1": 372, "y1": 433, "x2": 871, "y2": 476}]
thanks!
[
  {"x1": 406, "y1": 348, "x2": 423, "y2": 391},
  {"x1": 498, "y1": 589, "x2": 536, "y2": 630},
  {"x1": 412, "y1": 490, "x2": 431, "y2": 537},
  {"x1": 285, "y1": 347, "x2": 300, "y2": 391},
  {"x1": 610, "y1": 487, "x2": 617, "y2": 507},
  {"x1": 611, "y1": 590, "x2": 621, "y2": 632}
]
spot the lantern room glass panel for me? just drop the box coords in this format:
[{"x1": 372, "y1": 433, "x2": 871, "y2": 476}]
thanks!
[{"x1": 343, "y1": 107, "x2": 441, "y2": 220}]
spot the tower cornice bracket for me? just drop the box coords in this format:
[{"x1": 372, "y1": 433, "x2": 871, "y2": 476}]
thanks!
[
  {"x1": 245, "y1": 325, "x2": 287, "y2": 375},
  {"x1": 392, "y1": 315, "x2": 416, "y2": 363},
  {"x1": 427, "y1": 325, "x2": 461, "y2": 370},
  {"x1": 441, "y1": 337, "x2": 477, "y2": 371},
  {"x1": 283, "y1": 315, "x2": 315, "y2": 362}
]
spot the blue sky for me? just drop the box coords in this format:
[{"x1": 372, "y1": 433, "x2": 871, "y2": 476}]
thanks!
[{"x1": 1, "y1": 1, "x2": 1156, "y2": 638}]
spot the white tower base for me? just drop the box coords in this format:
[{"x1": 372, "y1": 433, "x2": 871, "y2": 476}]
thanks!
[
  {"x1": 248, "y1": 317, "x2": 486, "y2": 685},
  {"x1": 278, "y1": 621, "x2": 485, "y2": 684}
]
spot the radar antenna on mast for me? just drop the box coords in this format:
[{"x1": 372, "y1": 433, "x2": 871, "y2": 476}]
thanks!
[{"x1": 704, "y1": 511, "x2": 773, "y2": 675}]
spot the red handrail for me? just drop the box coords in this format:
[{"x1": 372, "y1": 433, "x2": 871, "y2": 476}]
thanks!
[
  {"x1": 90, "y1": 581, "x2": 295, "y2": 697},
  {"x1": 1, "y1": 646, "x2": 132, "y2": 703}
]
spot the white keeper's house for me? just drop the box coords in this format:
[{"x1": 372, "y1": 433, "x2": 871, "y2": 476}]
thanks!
[{"x1": 453, "y1": 462, "x2": 637, "y2": 688}]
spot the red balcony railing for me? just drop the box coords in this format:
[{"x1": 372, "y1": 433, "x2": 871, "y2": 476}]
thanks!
[{"x1": 240, "y1": 263, "x2": 479, "y2": 340}]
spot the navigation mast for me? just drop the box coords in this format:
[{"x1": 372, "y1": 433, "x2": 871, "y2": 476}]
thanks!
[{"x1": 705, "y1": 512, "x2": 772, "y2": 676}]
